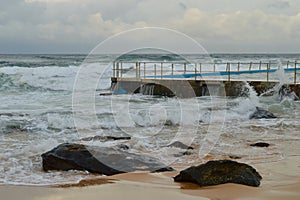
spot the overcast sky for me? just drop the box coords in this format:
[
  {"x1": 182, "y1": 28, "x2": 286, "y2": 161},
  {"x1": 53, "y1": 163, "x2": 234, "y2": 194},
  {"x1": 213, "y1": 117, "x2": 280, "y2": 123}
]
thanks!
[{"x1": 0, "y1": 0, "x2": 299, "y2": 54}]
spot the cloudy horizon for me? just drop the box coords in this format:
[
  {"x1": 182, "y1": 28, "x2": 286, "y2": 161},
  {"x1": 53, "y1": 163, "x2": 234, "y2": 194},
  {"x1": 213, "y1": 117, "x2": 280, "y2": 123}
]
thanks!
[{"x1": 0, "y1": 0, "x2": 300, "y2": 54}]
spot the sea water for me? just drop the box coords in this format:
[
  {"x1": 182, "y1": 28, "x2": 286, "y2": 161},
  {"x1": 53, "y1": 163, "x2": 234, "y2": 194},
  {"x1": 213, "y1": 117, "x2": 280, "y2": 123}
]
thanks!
[{"x1": 0, "y1": 54, "x2": 299, "y2": 186}]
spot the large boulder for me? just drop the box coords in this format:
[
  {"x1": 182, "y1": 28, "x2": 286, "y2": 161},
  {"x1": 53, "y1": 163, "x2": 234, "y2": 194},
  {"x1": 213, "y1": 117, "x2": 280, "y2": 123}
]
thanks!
[
  {"x1": 42, "y1": 143, "x2": 173, "y2": 176},
  {"x1": 249, "y1": 107, "x2": 277, "y2": 119},
  {"x1": 174, "y1": 160, "x2": 262, "y2": 187}
]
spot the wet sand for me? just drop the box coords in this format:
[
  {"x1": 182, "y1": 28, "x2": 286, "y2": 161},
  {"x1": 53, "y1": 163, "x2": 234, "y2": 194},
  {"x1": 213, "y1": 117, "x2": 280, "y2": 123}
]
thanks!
[{"x1": 1, "y1": 155, "x2": 299, "y2": 200}]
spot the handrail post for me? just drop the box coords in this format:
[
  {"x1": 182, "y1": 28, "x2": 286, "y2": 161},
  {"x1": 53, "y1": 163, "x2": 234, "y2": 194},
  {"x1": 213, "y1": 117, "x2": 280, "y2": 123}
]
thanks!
[
  {"x1": 144, "y1": 62, "x2": 146, "y2": 79},
  {"x1": 267, "y1": 62, "x2": 269, "y2": 82},
  {"x1": 120, "y1": 62, "x2": 123, "y2": 78},
  {"x1": 199, "y1": 63, "x2": 202, "y2": 73},
  {"x1": 269, "y1": 61, "x2": 271, "y2": 82},
  {"x1": 249, "y1": 62, "x2": 252, "y2": 70},
  {"x1": 194, "y1": 63, "x2": 197, "y2": 81},
  {"x1": 259, "y1": 61, "x2": 262, "y2": 70},
  {"x1": 213, "y1": 63, "x2": 216, "y2": 72},
  {"x1": 171, "y1": 63, "x2": 174, "y2": 76},
  {"x1": 184, "y1": 63, "x2": 186, "y2": 74},
  {"x1": 138, "y1": 62, "x2": 141, "y2": 79},
  {"x1": 113, "y1": 62, "x2": 116, "y2": 77},
  {"x1": 294, "y1": 61, "x2": 297, "y2": 84},
  {"x1": 287, "y1": 61, "x2": 289, "y2": 68},
  {"x1": 227, "y1": 62, "x2": 230, "y2": 82},
  {"x1": 237, "y1": 62, "x2": 240, "y2": 72},
  {"x1": 161, "y1": 62, "x2": 163, "y2": 79},
  {"x1": 136, "y1": 62, "x2": 138, "y2": 78},
  {"x1": 116, "y1": 62, "x2": 119, "y2": 78},
  {"x1": 154, "y1": 64, "x2": 156, "y2": 79}
]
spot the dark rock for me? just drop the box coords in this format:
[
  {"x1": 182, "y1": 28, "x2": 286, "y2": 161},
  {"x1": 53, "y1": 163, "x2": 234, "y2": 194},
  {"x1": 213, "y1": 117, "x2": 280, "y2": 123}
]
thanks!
[
  {"x1": 261, "y1": 84, "x2": 299, "y2": 100},
  {"x1": 0, "y1": 113, "x2": 13, "y2": 117},
  {"x1": 174, "y1": 150, "x2": 194, "y2": 157},
  {"x1": 151, "y1": 166, "x2": 174, "y2": 173},
  {"x1": 249, "y1": 107, "x2": 277, "y2": 119},
  {"x1": 164, "y1": 120, "x2": 178, "y2": 126},
  {"x1": 279, "y1": 85, "x2": 299, "y2": 101},
  {"x1": 167, "y1": 141, "x2": 194, "y2": 150},
  {"x1": 250, "y1": 142, "x2": 270, "y2": 148},
  {"x1": 182, "y1": 151, "x2": 193, "y2": 156},
  {"x1": 99, "y1": 93, "x2": 113, "y2": 96},
  {"x1": 228, "y1": 154, "x2": 242, "y2": 159},
  {"x1": 42, "y1": 143, "x2": 173, "y2": 176},
  {"x1": 2, "y1": 121, "x2": 28, "y2": 134},
  {"x1": 117, "y1": 144, "x2": 130, "y2": 150},
  {"x1": 81, "y1": 135, "x2": 131, "y2": 142},
  {"x1": 0, "y1": 113, "x2": 28, "y2": 117},
  {"x1": 174, "y1": 160, "x2": 262, "y2": 187}
]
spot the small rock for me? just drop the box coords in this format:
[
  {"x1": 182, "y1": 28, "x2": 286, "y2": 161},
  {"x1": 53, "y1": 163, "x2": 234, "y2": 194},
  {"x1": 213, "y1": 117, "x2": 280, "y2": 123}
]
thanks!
[
  {"x1": 174, "y1": 150, "x2": 194, "y2": 157},
  {"x1": 182, "y1": 151, "x2": 193, "y2": 156},
  {"x1": 164, "y1": 120, "x2": 178, "y2": 126},
  {"x1": 250, "y1": 142, "x2": 270, "y2": 148},
  {"x1": 167, "y1": 141, "x2": 194, "y2": 150},
  {"x1": 174, "y1": 160, "x2": 262, "y2": 187},
  {"x1": 117, "y1": 144, "x2": 130, "y2": 150},
  {"x1": 249, "y1": 107, "x2": 277, "y2": 119},
  {"x1": 81, "y1": 136, "x2": 131, "y2": 142},
  {"x1": 228, "y1": 154, "x2": 242, "y2": 159},
  {"x1": 99, "y1": 93, "x2": 113, "y2": 96}
]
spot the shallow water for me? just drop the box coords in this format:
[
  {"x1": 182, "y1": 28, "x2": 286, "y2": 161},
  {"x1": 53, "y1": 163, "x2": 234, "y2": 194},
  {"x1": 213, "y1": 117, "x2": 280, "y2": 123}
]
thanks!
[{"x1": 0, "y1": 54, "x2": 300, "y2": 185}]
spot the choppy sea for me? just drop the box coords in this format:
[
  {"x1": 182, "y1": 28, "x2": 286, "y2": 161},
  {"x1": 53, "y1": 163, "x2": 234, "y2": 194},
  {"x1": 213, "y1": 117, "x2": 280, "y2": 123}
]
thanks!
[{"x1": 0, "y1": 53, "x2": 299, "y2": 186}]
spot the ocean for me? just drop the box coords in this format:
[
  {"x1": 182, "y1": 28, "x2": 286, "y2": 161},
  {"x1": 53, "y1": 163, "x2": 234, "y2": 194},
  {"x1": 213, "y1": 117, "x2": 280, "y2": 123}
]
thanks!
[{"x1": 0, "y1": 53, "x2": 299, "y2": 186}]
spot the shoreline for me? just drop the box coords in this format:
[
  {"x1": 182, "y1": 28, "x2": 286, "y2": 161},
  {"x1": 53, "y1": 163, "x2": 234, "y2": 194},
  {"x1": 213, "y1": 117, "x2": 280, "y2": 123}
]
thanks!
[{"x1": 1, "y1": 155, "x2": 299, "y2": 200}]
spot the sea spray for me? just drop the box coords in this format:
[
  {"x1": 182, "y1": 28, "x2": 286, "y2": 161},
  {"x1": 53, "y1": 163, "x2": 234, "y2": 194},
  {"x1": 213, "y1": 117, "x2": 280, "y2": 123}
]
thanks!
[
  {"x1": 275, "y1": 61, "x2": 289, "y2": 84},
  {"x1": 229, "y1": 82, "x2": 260, "y2": 119},
  {"x1": 261, "y1": 62, "x2": 298, "y2": 101}
]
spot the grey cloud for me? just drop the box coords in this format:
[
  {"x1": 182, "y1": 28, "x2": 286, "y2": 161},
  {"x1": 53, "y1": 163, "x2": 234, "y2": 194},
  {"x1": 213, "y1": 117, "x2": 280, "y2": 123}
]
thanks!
[
  {"x1": 0, "y1": 1, "x2": 46, "y2": 25},
  {"x1": 268, "y1": 0, "x2": 290, "y2": 9},
  {"x1": 179, "y1": 2, "x2": 187, "y2": 10},
  {"x1": 0, "y1": 0, "x2": 299, "y2": 53}
]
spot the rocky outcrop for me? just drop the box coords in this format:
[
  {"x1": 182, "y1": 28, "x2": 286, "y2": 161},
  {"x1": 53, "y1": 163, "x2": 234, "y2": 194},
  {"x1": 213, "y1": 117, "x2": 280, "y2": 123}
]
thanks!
[
  {"x1": 174, "y1": 160, "x2": 262, "y2": 187},
  {"x1": 279, "y1": 85, "x2": 299, "y2": 101},
  {"x1": 42, "y1": 143, "x2": 173, "y2": 175},
  {"x1": 249, "y1": 107, "x2": 277, "y2": 119}
]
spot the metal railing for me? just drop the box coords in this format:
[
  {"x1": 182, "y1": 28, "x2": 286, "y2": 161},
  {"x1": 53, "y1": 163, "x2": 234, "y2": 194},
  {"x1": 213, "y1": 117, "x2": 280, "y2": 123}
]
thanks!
[{"x1": 112, "y1": 61, "x2": 300, "y2": 84}]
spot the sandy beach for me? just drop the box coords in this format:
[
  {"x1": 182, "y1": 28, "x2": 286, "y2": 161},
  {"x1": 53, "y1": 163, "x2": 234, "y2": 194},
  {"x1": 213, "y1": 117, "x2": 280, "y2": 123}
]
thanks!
[
  {"x1": 1, "y1": 155, "x2": 299, "y2": 200},
  {"x1": 1, "y1": 0, "x2": 300, "y2": 199}
]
